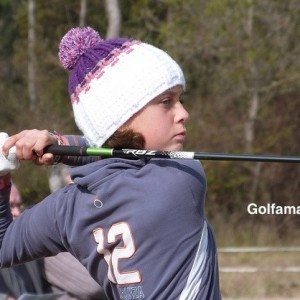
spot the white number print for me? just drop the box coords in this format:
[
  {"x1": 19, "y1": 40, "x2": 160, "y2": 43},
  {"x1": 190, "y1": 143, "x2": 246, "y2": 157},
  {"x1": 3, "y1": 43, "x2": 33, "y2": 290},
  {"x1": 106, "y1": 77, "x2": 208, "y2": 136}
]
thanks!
[{"x1": 93, "y1": 222, "x2": 141, "y2": 285}]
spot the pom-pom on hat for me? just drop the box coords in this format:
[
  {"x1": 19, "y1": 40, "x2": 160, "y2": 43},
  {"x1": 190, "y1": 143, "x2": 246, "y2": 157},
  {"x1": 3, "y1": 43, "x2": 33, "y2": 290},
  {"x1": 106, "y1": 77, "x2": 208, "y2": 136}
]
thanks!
[{"x1": 58, "y1": 27, "x2": 185, "y2": 147}]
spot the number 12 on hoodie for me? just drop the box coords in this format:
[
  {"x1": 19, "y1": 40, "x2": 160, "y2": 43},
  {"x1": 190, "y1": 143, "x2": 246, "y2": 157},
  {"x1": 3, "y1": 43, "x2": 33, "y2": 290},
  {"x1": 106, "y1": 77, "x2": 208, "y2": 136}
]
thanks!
[{"x1": 93, "y1": 222, "x2": 141, "y2": 285}]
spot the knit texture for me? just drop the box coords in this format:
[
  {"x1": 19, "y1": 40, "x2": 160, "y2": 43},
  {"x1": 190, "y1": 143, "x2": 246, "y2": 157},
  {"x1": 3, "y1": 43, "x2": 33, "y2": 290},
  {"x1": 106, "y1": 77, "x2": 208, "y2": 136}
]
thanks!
[{"x1": 59, "y1": 27, "x2": 185, "y2": 147}]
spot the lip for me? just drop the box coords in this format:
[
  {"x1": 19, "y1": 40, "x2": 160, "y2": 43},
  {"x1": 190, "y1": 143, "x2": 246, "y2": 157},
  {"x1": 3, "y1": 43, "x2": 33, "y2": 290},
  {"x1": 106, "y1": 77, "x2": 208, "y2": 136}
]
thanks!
[
  {"x1": 174, "y1": 131, "x2": 187, "y2": 141},
  {"x1": 176, "y1": 130, "x2": 187, "y2": 136}
]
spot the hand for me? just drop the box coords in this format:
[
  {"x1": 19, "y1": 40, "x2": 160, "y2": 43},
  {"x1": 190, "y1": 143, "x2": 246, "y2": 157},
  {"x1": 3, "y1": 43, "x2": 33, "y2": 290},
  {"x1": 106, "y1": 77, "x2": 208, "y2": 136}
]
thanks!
[{"x1": 2, "y1": 129, "x2": 58, "y2": 166}]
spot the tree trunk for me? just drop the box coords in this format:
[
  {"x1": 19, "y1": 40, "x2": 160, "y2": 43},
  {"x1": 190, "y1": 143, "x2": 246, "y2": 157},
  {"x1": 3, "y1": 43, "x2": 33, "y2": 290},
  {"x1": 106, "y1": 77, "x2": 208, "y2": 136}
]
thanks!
[
  {"x1": 245, "y1": 2, "x2": 262, "y2": 201},
  {"x1": 28, "y1": 0, "x2": 37, "y2": 110},
  {"x1": 104, "y1": 0, "x2": 121, "y2": 39},
  {"x1": 79, "y1": 0, "x2": 87, "y2": 27}
]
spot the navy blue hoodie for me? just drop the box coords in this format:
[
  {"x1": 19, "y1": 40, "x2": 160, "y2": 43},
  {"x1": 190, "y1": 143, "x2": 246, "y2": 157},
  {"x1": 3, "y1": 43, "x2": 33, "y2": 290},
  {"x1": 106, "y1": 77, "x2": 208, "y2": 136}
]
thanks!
[{"x1": 0, "y1": 158, "x2": 221, "y2": 299}]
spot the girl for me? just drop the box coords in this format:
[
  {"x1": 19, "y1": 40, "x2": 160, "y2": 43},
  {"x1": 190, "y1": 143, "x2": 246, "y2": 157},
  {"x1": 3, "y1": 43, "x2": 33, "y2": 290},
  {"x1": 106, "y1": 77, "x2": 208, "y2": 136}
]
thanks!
[{"x1": 0, "y1": 27, "x2": 221, "y2": 299}]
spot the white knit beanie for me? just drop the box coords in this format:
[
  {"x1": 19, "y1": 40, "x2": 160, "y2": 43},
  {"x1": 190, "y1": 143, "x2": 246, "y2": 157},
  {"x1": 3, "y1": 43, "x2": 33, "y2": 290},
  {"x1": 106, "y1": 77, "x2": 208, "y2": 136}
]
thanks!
[{"x1": 59, "y1": 27, "x2": 185, "y2": 147}]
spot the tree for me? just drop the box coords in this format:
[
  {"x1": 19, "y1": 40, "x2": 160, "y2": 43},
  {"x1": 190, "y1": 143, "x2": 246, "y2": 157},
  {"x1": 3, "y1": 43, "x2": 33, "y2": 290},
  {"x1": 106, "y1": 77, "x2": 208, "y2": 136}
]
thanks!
[
  {"x1": 27, "y1": 0, "x2": 36, "y2": 110},
  {"x1": 105, "y1": 0, "x2": 121, "y2": 38},
  {"x1": 79, "y1": 0, "x2": 87, "y2": 27}
]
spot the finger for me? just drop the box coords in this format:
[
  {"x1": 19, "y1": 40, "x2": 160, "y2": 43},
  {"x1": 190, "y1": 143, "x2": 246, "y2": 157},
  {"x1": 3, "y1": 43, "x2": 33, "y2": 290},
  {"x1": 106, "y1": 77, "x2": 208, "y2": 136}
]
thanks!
[
  {"x1": 33, "y1": 130, "x2": 57, "y2": 157},
  {"x1": 2, "y1": 132, "x2": 27, "y2": 156},
  {"x1": 17, "y1": 139, "x2": 36, "y2": 160},
  {"x1": 15, "y1": 129, "x2": 48, "y2": 160},
  {"x1": 38, "y1": 153, "x2": 55, "y2": 165}
]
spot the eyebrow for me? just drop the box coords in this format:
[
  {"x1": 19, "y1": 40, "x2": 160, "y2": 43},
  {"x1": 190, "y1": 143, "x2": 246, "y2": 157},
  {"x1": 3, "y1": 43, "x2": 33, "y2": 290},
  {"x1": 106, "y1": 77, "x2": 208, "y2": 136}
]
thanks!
[
  {"x1": 150, "y1": 88, "x2": 184, "y2": 105},
  {"x1": 159, "y1": 88, "x2": 183, "y2": 98}
]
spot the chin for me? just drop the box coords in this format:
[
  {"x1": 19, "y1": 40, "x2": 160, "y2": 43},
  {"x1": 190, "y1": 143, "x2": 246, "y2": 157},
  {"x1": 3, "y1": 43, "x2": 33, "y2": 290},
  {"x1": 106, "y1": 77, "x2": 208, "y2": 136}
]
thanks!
[{"x1": 166, "y1": 144, "x2": 184, "y2": 151}]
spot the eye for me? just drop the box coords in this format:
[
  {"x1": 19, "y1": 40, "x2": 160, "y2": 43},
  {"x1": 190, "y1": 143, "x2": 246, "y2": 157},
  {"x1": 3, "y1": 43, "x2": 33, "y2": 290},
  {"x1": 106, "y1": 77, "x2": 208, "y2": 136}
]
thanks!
[{"x1": 161, "y1": 98, "x2": 172, "y2": 107}]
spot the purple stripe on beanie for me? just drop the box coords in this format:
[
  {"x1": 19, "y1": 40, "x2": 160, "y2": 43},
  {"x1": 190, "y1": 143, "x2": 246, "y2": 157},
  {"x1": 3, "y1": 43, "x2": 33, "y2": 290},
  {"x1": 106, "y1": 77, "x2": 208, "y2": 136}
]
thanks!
[
  {"x1": 68, "y1": 38, "x2": 130, "y2": 95},
  {"x1": 70, "y1": 40, "x2": 141, "y2": 104}
]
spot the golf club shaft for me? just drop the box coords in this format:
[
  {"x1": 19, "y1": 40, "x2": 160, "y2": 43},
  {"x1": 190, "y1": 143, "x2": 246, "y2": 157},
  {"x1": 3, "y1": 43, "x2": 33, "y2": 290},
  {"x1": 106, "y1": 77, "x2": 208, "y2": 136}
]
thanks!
[{"x1": 45, "y1": 145, "x2": 300, "y2": 163}]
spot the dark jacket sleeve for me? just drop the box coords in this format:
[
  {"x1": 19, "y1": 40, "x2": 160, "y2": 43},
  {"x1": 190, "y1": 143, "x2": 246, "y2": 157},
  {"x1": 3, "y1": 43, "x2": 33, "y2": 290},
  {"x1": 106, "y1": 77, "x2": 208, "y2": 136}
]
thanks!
[
  {"x1": 0, "y1": 184, "x2": 12, "y2": 250},
  {"x1": 0, "y1": 187, "x2": 68, "y2": 268}
]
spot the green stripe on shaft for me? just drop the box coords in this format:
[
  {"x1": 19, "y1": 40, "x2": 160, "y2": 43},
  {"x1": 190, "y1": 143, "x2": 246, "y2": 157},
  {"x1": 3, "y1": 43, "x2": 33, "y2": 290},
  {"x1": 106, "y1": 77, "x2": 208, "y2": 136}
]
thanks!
[{"x1": 86, "y1": 147, "x2": 113, "y2": 157}]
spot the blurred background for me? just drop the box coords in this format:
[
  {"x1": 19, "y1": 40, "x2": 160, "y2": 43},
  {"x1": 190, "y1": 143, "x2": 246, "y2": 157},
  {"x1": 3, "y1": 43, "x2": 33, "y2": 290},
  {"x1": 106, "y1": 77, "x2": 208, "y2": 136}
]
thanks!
[{"x1": 0, "y1": 0, "x2": 299, "y2": 298}]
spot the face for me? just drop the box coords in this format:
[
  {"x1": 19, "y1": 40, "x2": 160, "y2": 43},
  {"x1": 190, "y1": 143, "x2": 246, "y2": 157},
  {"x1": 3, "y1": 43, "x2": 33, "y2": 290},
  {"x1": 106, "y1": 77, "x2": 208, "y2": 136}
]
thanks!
[
  {"x1": 125, "y1": 85, "x2": 189, "y2": 151},
  {"x1": 10, "y1": 196, "x2": 23, "y2": 219},
  {"x1": 9, "y1": 184, "x2": 23, "y2": 219}
]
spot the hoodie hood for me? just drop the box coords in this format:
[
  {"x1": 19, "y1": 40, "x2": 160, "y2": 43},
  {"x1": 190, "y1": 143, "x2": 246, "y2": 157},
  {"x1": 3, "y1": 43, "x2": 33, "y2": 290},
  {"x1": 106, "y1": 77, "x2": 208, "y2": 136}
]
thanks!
[{"x1": 69, "y1": 158, "x2": 147, "y2": 192}]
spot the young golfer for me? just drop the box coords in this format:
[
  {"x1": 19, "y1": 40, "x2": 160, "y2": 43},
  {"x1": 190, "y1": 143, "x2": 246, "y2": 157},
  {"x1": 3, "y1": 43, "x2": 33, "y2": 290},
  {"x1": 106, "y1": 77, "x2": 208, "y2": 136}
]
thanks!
[{"x1": 0, "y1": 27, "x2": 221, "y2": 299}]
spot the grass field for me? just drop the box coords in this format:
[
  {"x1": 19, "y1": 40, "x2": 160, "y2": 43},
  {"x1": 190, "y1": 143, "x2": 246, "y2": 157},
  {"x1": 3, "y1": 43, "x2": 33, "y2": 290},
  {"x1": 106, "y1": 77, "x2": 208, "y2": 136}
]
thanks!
[{"x1": 218, "y1": 251, "x2": 300, "y2": 299}]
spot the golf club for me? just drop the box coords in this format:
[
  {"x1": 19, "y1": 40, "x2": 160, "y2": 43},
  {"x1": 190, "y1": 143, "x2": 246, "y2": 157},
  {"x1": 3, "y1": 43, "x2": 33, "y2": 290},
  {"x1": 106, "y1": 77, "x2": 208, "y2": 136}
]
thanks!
[{"x1": 45, "y1": 145, "x2": 300, "y2": 163}]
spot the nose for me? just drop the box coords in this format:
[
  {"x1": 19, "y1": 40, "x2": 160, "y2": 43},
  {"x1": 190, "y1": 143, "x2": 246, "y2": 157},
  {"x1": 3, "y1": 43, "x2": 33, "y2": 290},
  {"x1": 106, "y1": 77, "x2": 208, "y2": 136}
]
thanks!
[{"x1": 175, "y1": 101, "x2": 189, "y2": 124}]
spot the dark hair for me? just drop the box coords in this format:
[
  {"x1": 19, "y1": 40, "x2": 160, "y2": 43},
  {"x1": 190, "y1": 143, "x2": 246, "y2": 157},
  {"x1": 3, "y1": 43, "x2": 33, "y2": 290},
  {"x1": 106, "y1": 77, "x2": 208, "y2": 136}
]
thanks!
[{"x1": 105, "y1": 129, "x2": 145, "y2": 149}]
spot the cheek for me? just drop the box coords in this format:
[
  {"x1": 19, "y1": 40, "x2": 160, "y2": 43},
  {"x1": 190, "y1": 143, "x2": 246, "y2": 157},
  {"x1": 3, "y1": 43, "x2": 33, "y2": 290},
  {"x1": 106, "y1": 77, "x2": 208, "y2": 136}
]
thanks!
[
  {"x1": 128, "y1": 109, "x2": 158, "y2": 133},
  {"x1": 143, "y1": 122, "x2": 171, "y2": 149},
  {"x1": 126, "y1": 107, "x2": 172, "y2": 145}
]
